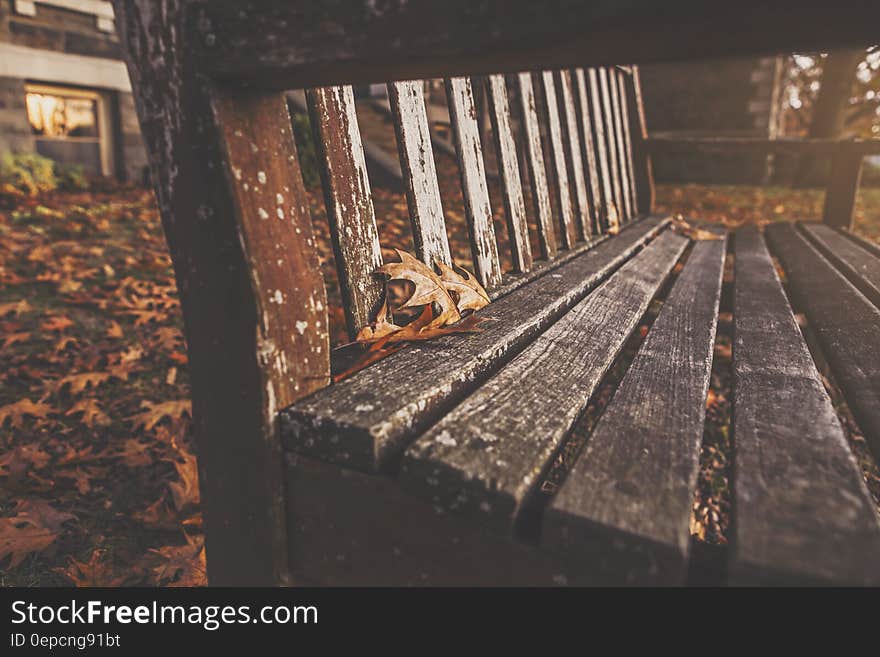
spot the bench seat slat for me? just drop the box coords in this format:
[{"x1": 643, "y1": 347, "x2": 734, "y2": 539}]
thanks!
[
  {"x1": 557, "y1": 70, "x2": 593, "y2": 240},
  {"x1": 307, "y1": 86, "x2": 384, "y2": 337},
  {"x1": 543, "y1": 237, "x2": 726, "y2": 584},
  {"x1": 282, "y1": 216, "x2": 669, "y2": 472},
  {"x1": 516, "y1": 72, "x2": 557, "y2": 259},
  {"x1": 766, "y1": 222, "x2": 880, "y2": 462},
  {"x1": 732, "y1": 226, "x2": 880, "y2": 585},
  {"x1": 399, "y1": 230, "x2": 689, "y2": 535},
  {"x1": 485, "y1": 74, "x2": 533, "y2": 273},
  {"x1": 801, "y1": 223, "x2": 880, "y2": 308},
  {"x1": 445, "y1": 76, "x2": 503, "y2": 289},
  {"x1": 540, "y1": 71, "x2": 577, "y2": 249},
  {"x1": 573, "y1": 68, "x2": 603, "y2": 236},
  {"x1": 388, "y1": 80, "x2": 452, "y2": 266}
]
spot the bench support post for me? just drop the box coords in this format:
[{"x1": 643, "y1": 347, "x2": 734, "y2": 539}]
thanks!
[
  {"x1": 823, "y1": 144, "x2": 862, "y2": 230},
  {"x1": 113, "y1": 0, "x2": 330, "y2": 585}
]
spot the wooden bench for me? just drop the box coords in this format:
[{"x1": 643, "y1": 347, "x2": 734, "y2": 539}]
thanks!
[{"x1": 114, "y1": 0, "x2": 880, "y2": 585}]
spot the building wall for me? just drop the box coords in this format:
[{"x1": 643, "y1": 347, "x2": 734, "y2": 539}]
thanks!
[
  {"x1": 0, "y1": 0, "x2": 148, "y2": 181},
  {"x1": 640, "y1": 56, "x2": 785, "y2": 185}
]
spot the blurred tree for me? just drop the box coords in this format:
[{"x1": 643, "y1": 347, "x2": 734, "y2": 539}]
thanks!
[{"x1": 783, "y1": 47, "x2": 880, "y2": 186}]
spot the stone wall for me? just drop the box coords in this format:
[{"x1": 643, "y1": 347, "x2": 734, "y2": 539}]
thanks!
[{"x1": 0, "y1": 75, "x2": 35, "y2": 152}]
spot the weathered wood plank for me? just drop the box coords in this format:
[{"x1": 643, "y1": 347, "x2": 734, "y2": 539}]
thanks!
[
  {"x1": 802, "y1": 223, "x2": 880, "y2": 308},
  {"x1": 388, "y1": 80, "x2": 452, "y2": 266},
  {"x1": 445, "y1": 77, "x2": 503, "y2": 289},
  {"x1": 732, "y1": 226, "x2": 880, "y2": 585},
  {"x1": 194, "y1": 2, "x2": 880, "y2": 90},
  {"x1": 543, "y1": 238, "x2": 726, "y2": 585},
  {"x1": 608, "y1": 67, "x2": 634, "y2": 222},
  {"x1": 539, "y1": 71, "x2": 577, "y2": 249},
  {"x1": 598, "y1": 67, "x2": 625, "y2": 226},
  {"x1": 282, "y1": 217, "x2": 670, "y2": 472},
  {"x1": 515, "y1": 72, "x2": 557, "y2": 260},
  {"x1": 399, "y1": 231, "x2": 689, "y2": 535},
  {"x1": 766, "y1": 222, "x2": 880, "y2": 462},
  {"x1": 626, "y1": 65, "x2": 655, "y2": 215},
  {"x1": 573, "y1": 68, "x2": 602, "y2": 235},
  {"x1": 586, "y1": 68, "x2": 618, "y2": 231},
  {"x1": 485, "y1": 74, "x2": 533, "y2": 273},
  {"x1": 307, "y1": 86, "x2": 384, "y2": 337},
  {"x1": 615, "y1": 68, "x2": 640, "y2": 218},
  {"x1": 557, "y1": 70, "x2": 593, "y2": 240}
]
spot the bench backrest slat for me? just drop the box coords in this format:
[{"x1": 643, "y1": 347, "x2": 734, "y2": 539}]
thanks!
[
  {"x1": 598, "y1": 68, "x2": 626, "y2": 226},
  {"x1": 485, "y1": 74, "x2": 533, "y2": 273},
  {"x1": 584, "y1": 68, "x2": 618, "y2": 231},
  {"x1": 307, "y1": 85, "x2": 384, "y2": 337},
  {"x1": 572, "y1": 68, "x2": 604, "y2": 236},
  {"x1": 445, "y1": 76, "x2": 503, "y2": 289},
  {"x1": 539, "y1": 71, "x2": 577, "y2": 249},
  {"x1": 615, "y1": 68, "x2": 640, "y2": 217},
  {"x1": 557, "y1": 70, "x2": 595, "y2": 240},
  {"x1": 608, "y1": 68, "x2": 635, "y2": 222},
  {"x1": 388, "y1": 80, "x2": 453, "y2": 266},
  {"x1": 515, "y1": 72, "x2": 558, "y2": 260}
]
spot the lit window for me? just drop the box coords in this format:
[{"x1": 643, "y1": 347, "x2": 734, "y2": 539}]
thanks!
[{"x1": 26, "y1": 92, "x2": 99, "y2": 139}]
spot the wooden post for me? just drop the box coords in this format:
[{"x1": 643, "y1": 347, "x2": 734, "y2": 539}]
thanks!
[
  {"x1": 623, "y1": 66, "x2": 655, "y2": 216},
  {"x1": 823, "y1": 143, "x2": 863, "y2": 230},
  {"x1": 113, "y1": 0, "x2": 330, "y2": 585}
]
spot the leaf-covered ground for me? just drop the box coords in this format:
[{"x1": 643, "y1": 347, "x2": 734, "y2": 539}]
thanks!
[{"x1": 1, "y1": 173, "x2": 878, "y2": 586}]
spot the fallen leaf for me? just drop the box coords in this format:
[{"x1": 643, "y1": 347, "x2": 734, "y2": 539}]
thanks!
[
  {"x1": 127, "y1": 400, "x2": 192, "y2": 432},
  {"x1": 117, "y1": 439, "x2": 152, "y2": 468},
  {"x1": 65, "y1": 398, "x2": 111, "y2": 427},
  {"x1": 0, "y1": 299, "x2": 32, "y2": 318},
  {"x1": 55, "y1": 549, "x2": 127, "y2": 587},
  {"x1": 671, "y1": 216, "x2": 724, "y2": 241},
  {"x1": 0, "y1": 518, "x2": 57, "y2": 567},
  {"x1": 41, "y1": 315, "x2": 74, "y2": 332},
  {"x1": 435, "y1": 260, "x2": 490, "y2": 311},
  {"x1": 106, "y1": 320, "x2": 123, "y2": 338},
  {"x1": 50, "y1": 372, "x2": 112, "y2": 396},
  {"x1": 148, "y1": 534, "x2": 206, "y2": 586},
  {"x1": 14, "y1": 499, "x2": 76, "y2": 533},
  {"x1": 378, "y1": 249, "x2": 461, "y2": 326},
  {"x1": 2, "y1": 332, "x2": 30, "y2": 349},
  {"x1": 0, "y1": 398, "x2": 53, "y2": 428},
  {"x1": 166, "y1": 449, "x2": 200, "y2": 511}
]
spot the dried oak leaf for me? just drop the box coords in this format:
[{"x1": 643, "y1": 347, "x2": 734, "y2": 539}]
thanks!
[
  {"x1": 377, "y1": 249, "x2": 461, "y2": 328},
  {"x1": 0, "y1": 518, "x2": 57, "y2": 567},
  {"x1": 55, "y1": 549, "x2": 127, "y2": 587},
  {"x1": 14, "y1": 499, "x2": 76, "y2": 533},
  {"x1": 0, "y1": 299, "x2": 33, "y2": 318},
  {"x1": 148, "y1": 534, "x2": 206, "y2": 587},
  {"x1": 65, "y1": 398, "x2": 111, "y2": 427},
  {"x1": 671, "y1": 215, "x2": 724, "y2": 241},
  {"x1": 127, "y1": 399, "x2": 192, "y2": 432},
  {"x1": 166, "y1": 449, "x2": 200, "y2": 511},
  {"x1": 435, "y1": 260, "x2": 490, "y2": 312},
  {"x1": 49, "y1": 372, "x2": 112, "y2": 396},
  {"x1": 0, "y1": 398, "x2": 53, "y2": 429}
]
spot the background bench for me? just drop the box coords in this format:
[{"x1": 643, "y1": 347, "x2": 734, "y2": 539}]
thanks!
[{"x1": 114, "y1": 0, "x2": 880, "y2": 585}]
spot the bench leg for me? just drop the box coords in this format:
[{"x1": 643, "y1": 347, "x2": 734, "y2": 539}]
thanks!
[
  {"x1": 823, "y1": 148, "x2": 863, "y2": 230},
  {"x1": 114, "y1": 1, "x2": 331, "y2": 585}
]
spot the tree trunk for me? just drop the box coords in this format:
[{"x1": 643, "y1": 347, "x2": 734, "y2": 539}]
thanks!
[{"x1": 795, "y1": 48, "x2": 864, "y2": 187}]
